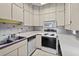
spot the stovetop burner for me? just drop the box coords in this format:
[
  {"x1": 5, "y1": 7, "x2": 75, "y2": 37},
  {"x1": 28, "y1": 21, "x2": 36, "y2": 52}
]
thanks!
[
  {"x1": 50, "y1": 34, "x2": 54, "y2": 36},
  {"x1": 44, "y1": 33, "x2": 48, "y2": 35}
]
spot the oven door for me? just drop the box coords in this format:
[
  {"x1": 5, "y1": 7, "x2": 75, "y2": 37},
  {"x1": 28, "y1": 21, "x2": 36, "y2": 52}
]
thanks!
[{"x1": 42, "y1": 36, "x2": 56, "y2": 49}]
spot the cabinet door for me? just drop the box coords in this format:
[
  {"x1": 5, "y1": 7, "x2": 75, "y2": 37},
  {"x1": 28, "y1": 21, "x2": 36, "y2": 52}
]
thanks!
[
  {"x1": 29, "y1": 13, "x2": 33, "y2": 26},
  {"x1": 64, "y1": 3, "x2": 71, "y2": 30},
  {"x1": 56, "y1": 3, "x2": 64, "y2": 11},
  {"x1": 33, "y1": 14, "x2": 40, "y2": 26},
  {"x1": 18, "y1": 45, "x2": 27, "y2": 56},
  {"x1": 14, "y1": 3, "x2": 23, "y2": 8},
  {"x1": 36, "y1": 35, "x2": 41, "y2": 48},
  {"x1": 5, "y1": 49, "x2": 17, "y2": 56},
  {"x1": 56, "y1": 11, "x2": 64, "y2": 26},
  {"x1": 24, "y1": 10, "x2": 30, "y2": 25},
  {"x1": 24, "y1": 3, "x2": 30, "y2": 11},
  {"x1": 12, "y1": 4, "x2": 23, "y2": 22},
  {"x1": 70, "y1": 3, "x2": 79, "y2": 30},
  {"x1": 0, "y1": 3, "x2": 11, "y2": 19}
]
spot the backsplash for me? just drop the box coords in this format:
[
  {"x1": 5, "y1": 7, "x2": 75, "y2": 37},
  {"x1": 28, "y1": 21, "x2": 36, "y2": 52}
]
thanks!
[
  {"x1": 0, "y1": 23, "x2": 34, "y2": 37},
  {"x1": 33, "y1": 26, "x2": 43, "y2": 31}
]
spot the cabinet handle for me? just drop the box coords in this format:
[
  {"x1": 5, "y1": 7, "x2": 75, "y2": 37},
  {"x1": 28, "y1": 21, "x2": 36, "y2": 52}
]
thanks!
[{"x1": 70, "y1": 21, "x2": 72, "y2": 24}]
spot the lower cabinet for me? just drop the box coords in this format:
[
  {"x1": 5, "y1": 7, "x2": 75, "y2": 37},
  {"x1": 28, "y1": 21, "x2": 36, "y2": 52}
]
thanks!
[
  {"x1": 18, "y1": 45, "x2": 27, "y2": 56},
  {"x1": 5, "y1": 49, "x2": 17, "y2": 56},
  {"x1": 0, "y1": 40, "x2": 27, "y2": 56}
]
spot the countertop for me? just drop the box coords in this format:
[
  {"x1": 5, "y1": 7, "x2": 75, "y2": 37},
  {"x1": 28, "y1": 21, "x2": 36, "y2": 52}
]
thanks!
[
  {"x1": 1, "y1": 31, "x2": 79, "y2": 56},
  {"x1": 16, "y1": 31, "x2": 43, "y2": 38},
  {"x1": 17, "y1": 31, "x2": 79, "y2": 56},
  {"x1": 58, "y1": 33, "x2": 79, "y2": 56}
]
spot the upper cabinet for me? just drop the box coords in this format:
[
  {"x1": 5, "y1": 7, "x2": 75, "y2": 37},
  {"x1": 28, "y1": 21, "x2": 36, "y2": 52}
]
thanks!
[
  {"x1": 33, "y1": 6, "x2": 40, "y2": 26},
  {"x1": 24, "y1": 3, "x2": 30, "y2": 11},
  {"x1": 24, "y1": 3, "x2": 34, "y2": 26},
  {"x1": 0, "y1": 4, "x2": 11, "y2": 19},
  {"x1": 56, "y1": 3, "x2": 65, "y2": 26},
  {"x1": 64, "y1": 4, "x2": 71, "y2": 30},
  {"x1": 14, "y1": 3, "x2": 23, "y2": 8},
  {"x1": 33, "y1": 14, "x2": 40, "y2": 26},
  {"x1": 12, "y1": 4, "x2": 23, "y2": 22},
  {"x1": 24, "y1": 10, "x2": 30, "y2": 26},
  {"x1": 56, "y1": 10, "x2": 64, "y2": 26},
  {"x1": 65, "y1": 3, "x2": 79, "y2": 30},
  {"x1": 70, "y1": 3, "x2": 79, "y2": 30},
  {"x1": 40, "y1": 4, "x2": 56, "y2": 26},
  {"x1": 56, "y1": 3, "x2": 64, "y2": 11}
]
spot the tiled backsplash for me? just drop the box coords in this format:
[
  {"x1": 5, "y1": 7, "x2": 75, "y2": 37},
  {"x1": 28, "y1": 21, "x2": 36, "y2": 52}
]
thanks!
[
  {"x1": 0, "y1": 23, "x2": 34, "y2": 37},
  {"x1": 33, "y1": 26, "x2": 43, "y2": 31}
]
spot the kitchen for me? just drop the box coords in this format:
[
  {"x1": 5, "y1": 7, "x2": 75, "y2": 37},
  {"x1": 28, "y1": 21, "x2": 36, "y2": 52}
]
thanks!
[{"x1": 0, "y1": 3, "x2": 79, "y2": 56}]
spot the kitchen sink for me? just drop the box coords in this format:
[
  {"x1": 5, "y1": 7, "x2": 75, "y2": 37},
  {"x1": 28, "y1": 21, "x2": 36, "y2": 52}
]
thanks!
[
  {"x1": 0, "y1": 39, "x2": 13, "y2": 45},
  {"x1": 0, "y1": 36, "x2": 25, "y2": 45}
]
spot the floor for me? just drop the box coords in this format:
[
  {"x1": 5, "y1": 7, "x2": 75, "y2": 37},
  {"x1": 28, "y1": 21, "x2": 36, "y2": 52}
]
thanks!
[{"x1": 32, "y1": 49, "x2": 57, "y2": 56}]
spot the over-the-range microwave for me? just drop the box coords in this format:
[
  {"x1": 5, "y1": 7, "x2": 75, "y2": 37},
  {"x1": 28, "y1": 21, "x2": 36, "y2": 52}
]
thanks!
[{"x1": 43, "y1": 20, "x2": 57, "y2": 29}]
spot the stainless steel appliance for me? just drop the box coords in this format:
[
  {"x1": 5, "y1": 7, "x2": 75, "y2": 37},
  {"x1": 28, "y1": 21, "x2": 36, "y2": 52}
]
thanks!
[{"x1": 41, "y1": 20, "x2": 57, "y2": 54}]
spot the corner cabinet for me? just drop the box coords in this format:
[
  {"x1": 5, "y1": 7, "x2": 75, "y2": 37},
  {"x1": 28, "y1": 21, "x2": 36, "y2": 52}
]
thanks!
[{"x1": 0, "y1": 4, "x2": 11, "y2": 19}]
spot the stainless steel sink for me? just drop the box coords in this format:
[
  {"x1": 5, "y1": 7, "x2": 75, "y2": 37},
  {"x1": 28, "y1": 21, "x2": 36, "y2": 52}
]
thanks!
[
  {"x1": 0, "y1": 39, "x2": 13, "y2": 45},
  {"x1": 0, "y1": 36, "x2": 25, "y2": 45}
]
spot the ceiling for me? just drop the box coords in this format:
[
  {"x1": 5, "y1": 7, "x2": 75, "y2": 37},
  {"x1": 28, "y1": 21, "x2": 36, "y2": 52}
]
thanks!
[{"x1": 32, "y1": 3, "x2": 47, "y2": 6}]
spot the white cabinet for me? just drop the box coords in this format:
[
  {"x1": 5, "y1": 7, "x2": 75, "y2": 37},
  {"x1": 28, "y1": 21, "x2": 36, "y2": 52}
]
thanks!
[
  {"x1": 70, "y1": 3, "x2": 79, "y2": 30},
  {"x1": 35, "y1": 34, "x2": 41, "y2": 48},
  {"x1": 18, "y1": 45, "x2": 27, "y2": 56},
  {"x1": 0, "y1": 40, "x2": 27, "y2": 56},
  {"x1": 29, "y1": 13, "x2": 33, "y2": 26},
  {"x1": 56, "y1": 11, "x2": 64, "y2": 26},
  {"x1": 65, "y1": 3, "x2": 79, "y2": 30},
  {"x1": 40, "y1": 13, "x2": 56, "y2": 26},
  {"x1": 14, "y1": 3, "x2": 23, "y2": 8},
  {"x1": 64, "y1": 4, "x2": 71, "y2": 30},
  {"x1": 12, "y1": 4, "x2": 23, "y2": 22},
  {"x1": 24, "y1": 10, "x2": 30, "y2": 25},
  {"x1": 24, "y1": 3, "x2": 30, "y2": 11},
  {"x1": 33, "y1": 14, "x2": 40, "y2": 26},
  {"x1": 40, "y1": 4, "x2": 56, "y2": 26},
  {"x1": 56, "y1": 3, "x2": 65, "y2": 26},
  {"x1": 56, "y1": 3, "x2": 64, "y2": 11},
  {"x1": 0, "y1": 3, "x2": 11, "y2": 19},
  {"x1": 5, "y1": 49, "x2": 17, "y2": 56},
  {"x1": 24, "y1": 4, "x2": 33, "y2": 26},
  {"x1": 33, "y1": 6, "x2": 40, "y2": 26}
]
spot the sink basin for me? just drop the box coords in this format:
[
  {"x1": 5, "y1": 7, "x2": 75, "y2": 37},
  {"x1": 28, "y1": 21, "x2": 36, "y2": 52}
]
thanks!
[
  {"x1": 0, "y1": 40, "x2": 13, "y2": 45},
  {"x1": 0, "y1": 36, "x2": 25, "y2": 45}
]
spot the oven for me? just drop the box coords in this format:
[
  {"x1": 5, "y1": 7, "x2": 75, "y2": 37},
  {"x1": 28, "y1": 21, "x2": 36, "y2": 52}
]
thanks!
[
  {"x1": 41, "y1": 20, "x2": 57, "y2": 54},
  {"x1": 41, "y1": 32, "x2": 57, "y2": 54},
  {"x1": 42, "y1": 36, "x2": 56, "y2": 49}
]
